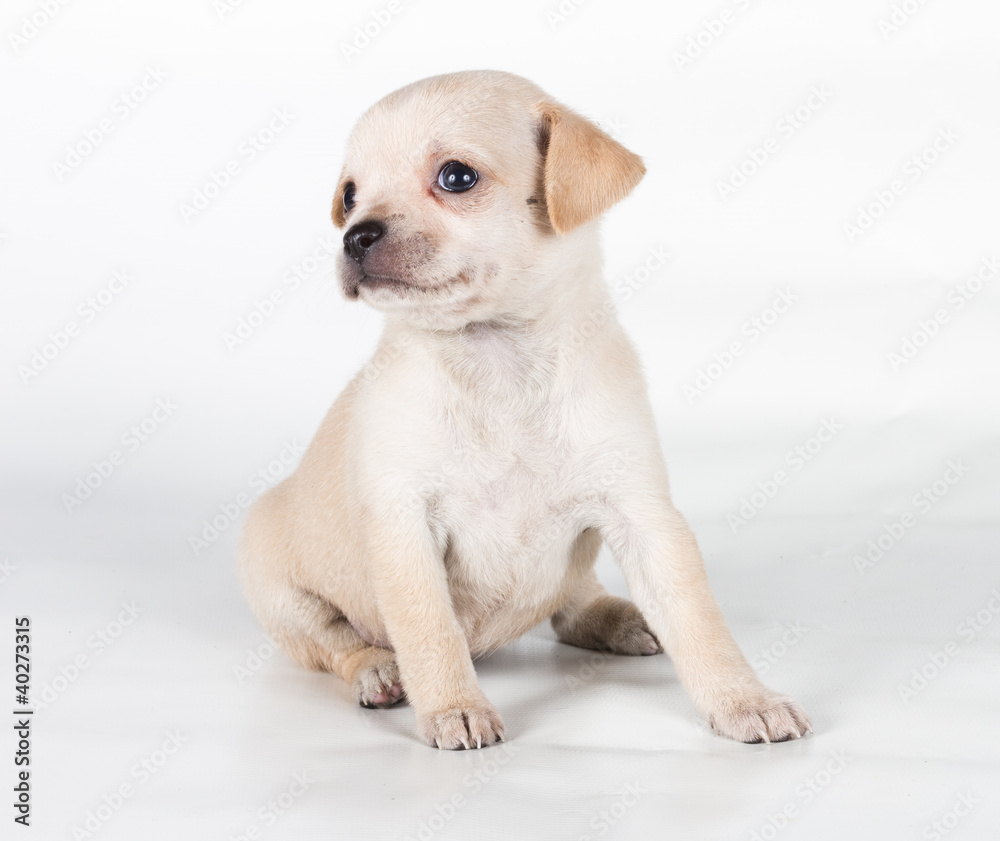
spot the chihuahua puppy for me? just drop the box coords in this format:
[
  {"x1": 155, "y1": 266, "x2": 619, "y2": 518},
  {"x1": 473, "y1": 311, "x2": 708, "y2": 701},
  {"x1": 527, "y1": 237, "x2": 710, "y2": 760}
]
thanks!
[{"x1": 238, "y1": 70, "x2": 810, "y2": 750}]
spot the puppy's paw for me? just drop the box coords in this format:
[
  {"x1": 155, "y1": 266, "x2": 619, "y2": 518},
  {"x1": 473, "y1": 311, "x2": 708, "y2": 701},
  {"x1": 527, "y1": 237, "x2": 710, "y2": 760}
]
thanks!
[
  {"x1": 417, "y1": 702, "x2": 505, "y2": 750},
  {"x1": 353, "y1": 651, "x2": 405, "y2": 709},
  {"x1": 553, "y1": 596, "x2": 663, "y2": 656},
  {"x1": 707, "y1": 690, "x2": 812, "y2": 744},
  {"x1": 605, "y1": 607, "x2": 663, "y2": 656}
]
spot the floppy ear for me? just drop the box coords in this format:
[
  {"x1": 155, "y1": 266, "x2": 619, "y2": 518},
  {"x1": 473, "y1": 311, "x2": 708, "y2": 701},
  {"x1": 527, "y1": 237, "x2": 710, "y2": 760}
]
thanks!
[
  {"x1": 538, "y1": 104, "x2": 646, "y2": 235},
  {"x1": 331, "y1": 197, "x2": 346, "y2": 228},
  {"x1": 331, "y1": 183, "x2": 347, "y2": 228}
]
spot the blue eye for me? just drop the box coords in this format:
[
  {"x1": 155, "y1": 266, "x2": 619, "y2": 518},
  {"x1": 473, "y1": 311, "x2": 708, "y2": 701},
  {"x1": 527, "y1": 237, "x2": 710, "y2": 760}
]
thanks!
[
  {"x1": 343, "y1": 183, "x2": 356, "y2": 212},
  {"x1": 438, "y1": 161, "x2": 478, "y2": 192}
]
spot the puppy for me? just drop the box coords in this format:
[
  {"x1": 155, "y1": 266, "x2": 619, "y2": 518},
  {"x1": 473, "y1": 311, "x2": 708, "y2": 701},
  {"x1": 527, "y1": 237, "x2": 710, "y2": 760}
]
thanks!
[{"x1": 238, "y1": 70, "x2": 810, "y2": 749}]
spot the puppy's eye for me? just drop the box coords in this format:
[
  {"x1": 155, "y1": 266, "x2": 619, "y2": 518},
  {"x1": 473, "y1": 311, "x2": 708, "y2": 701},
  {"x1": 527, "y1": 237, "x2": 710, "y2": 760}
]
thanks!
[
  {"x1": 343, "y1": 183, "x2": 357, "y2": 213},
  {"x1": 438, "y1": 161, "x2": 478, "y2": 193}
]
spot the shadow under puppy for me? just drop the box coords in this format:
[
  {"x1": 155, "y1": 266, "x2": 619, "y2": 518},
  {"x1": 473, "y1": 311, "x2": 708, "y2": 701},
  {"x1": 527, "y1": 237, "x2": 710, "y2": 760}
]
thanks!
[{"x1": 238, "y1": 69, "x2": 811, "y2": 750}]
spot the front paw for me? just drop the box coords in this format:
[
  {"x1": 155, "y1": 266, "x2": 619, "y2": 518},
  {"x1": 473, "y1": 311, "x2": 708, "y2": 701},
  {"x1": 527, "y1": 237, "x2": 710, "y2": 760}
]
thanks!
[
  {"x1": 416, "y1": 701, "x2": 506, "y2": 750},
  {"x1": 707, "y1": 690, "x2": 812, "y2": 744}
]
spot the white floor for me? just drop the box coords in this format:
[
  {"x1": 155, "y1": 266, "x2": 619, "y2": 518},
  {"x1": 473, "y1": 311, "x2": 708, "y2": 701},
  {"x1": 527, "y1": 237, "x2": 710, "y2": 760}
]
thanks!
[{"x1": 6, "y1": 492, "x2": 999, "y2": 840}]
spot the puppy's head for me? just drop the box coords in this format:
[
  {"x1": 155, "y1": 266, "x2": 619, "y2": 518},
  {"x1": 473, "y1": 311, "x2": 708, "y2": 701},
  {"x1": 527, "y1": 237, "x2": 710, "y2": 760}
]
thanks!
[{"x1": 332, "y1": 70, "x2": 645, "y2": 329}]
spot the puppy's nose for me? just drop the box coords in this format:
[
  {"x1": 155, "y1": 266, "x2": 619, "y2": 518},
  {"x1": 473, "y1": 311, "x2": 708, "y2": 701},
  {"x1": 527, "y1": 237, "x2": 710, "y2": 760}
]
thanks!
[{"x1": 343, "y1": 220, "x2": 384, "y2": 263}]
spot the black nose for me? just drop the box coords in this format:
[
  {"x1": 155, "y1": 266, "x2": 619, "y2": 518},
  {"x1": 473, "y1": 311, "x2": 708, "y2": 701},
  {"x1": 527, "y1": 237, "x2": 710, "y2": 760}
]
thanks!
[{"x1": 343, "y1": 220, "x2": 384, "y2": 263}]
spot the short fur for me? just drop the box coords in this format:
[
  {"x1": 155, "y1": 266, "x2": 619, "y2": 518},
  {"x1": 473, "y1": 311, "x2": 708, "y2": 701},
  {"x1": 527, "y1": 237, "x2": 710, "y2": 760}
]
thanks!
[{"x1": 238, "y1": 70, "x2": 810, "y2": 749}]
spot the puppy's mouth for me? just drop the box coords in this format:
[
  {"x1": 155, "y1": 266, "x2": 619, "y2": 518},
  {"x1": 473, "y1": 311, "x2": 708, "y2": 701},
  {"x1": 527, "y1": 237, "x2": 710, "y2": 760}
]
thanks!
[
  {"x1": 346, "y1": 274, "x2": 417, "y2": 299},
  {"x1": 345, "y1": 273, "x2": 463, "y2": 301}
]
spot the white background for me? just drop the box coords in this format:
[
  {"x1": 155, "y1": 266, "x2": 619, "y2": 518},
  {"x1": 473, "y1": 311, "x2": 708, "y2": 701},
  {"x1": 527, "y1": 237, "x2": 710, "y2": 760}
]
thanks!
[{"x1": 2, "y1": 1, "x2": 999, "y2": 839}]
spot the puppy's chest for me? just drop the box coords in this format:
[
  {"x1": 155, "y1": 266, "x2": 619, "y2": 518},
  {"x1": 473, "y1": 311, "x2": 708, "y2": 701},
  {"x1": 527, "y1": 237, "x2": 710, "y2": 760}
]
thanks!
[
  {"x1": 431, "y1": 416, "x2": 587, "y2": 567},
  {"x1": 416, "y1": 333, "x2": 612, "y2": 585}
]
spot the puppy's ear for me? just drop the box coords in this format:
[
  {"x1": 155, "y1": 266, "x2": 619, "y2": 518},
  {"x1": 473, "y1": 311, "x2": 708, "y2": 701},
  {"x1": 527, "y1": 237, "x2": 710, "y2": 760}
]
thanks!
[
  {"x1": 331, "y1": 199, "x2": 346, "y2": 228},
  {"x1": 537, "y1": 104, "x2": 645, "y2": 235},
  {"x1": 331, "y1": 171, "x2": 349, "y2": 228},
  {"x1": 331, "y1": 186, "x2": 347, "y2": 228}
]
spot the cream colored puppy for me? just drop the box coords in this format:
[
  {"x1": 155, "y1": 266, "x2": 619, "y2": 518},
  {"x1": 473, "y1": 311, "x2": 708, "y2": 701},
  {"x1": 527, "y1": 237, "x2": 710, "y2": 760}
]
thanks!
[{"x1": 238, "y1": 70, "x2": 811, "y2": 750}]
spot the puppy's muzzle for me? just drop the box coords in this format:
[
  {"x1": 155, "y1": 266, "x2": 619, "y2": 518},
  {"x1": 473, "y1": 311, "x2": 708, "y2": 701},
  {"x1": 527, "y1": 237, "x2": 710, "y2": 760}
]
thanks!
[{"x1": 343, "y1": 220, "x2": 385, "y2": 264}]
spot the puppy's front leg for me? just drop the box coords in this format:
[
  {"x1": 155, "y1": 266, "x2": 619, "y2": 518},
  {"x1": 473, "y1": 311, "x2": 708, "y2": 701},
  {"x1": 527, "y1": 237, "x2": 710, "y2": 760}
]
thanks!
[
  {"x1": 598, "y1": 462, "x2": 811, "y2": 743},
  {"x1": 366, "y1": 516, "x2": 504, "y2": 750}
]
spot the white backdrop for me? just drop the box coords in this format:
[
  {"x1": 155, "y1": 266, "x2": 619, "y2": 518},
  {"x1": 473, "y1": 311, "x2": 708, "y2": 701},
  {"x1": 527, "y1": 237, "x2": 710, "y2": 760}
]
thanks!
[{"x1": 2, "y1": 1, "x2": 999, "y2": 839}]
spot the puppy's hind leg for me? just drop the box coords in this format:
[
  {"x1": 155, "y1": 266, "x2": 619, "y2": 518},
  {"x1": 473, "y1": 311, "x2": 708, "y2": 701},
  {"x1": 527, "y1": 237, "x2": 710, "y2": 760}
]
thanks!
[
  {"x1": 551, "y1": 543, "x2": 663, "y2": 657},
  {"x1": 239, "y1": 486, "x2": 403, "y2": 708},
  {"x1": 272, "y1": 590, "x2": 406, "y2": 709}
]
